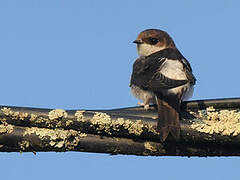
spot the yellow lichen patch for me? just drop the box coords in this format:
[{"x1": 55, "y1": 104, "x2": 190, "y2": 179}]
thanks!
[
  {"x1": 1, "y1": 107, "x2": 13, "y2": 116},
  {"x1": 66, "y1": 120, "x2": 73, "y2": 126},
  {"x1": 206, "y1": 106, "x2": 216, "y2": 112},
  {"x1": 49, "y1": 141, "x2": 56, "y2": 146},
  {"x1": 191, "y1": 109, "x2": 240, "y2": 136},
  {"x1": 112, "y1": 118, "x2": 125, "y2": 131},
  {"x1": 91, "y1": 112, "x2": 112, "y2": 134},
  {"x1": 125, "y1": 120, "x2": 144, "y2": 135},
  {"x1": 75, "y1": 110, "x2": 85, "y2": 122},
  {"x1": 145, "y1": 123, "x2": 159, "y2": 135},
  {"x1": 55, "y1": 141, "x2": 65, "y2": 148},
  {"x1": 23, "y1": 127, "x2": 87, "y2": 150},
  {"x1": 48, "y1": 109, "x2": 67, "y2": 120},
  {"x1": 144, "y1": 142, "x2": 157, "y2": 152},
  {"x1": 30, "y1": 114, "x2": 37, "y2": 121},
  {"x1": 19, "y1": 140, "x2": 30, "y2": 151},
  {"x1": 55, "y1": 121, "x2": 63, "y2": 128},
  {"x1": 33, "y1": 117, "x2": 52, "y2": 127},
  {"x1": 30, "y1": 114, "x2": 55, "y2": 128},
  {"x1": 0, "y1": 118, "x2": 7, "y2": 123},
  {"x1": 1, "y1": 107, "x2": 29, "y2": 120},
  {"x1": 0, "y1": 125, "x2": 7, "y2": 134},
  {"x1": 90, "y1": 112, "x2": 144, "y2": 136},
  {"x1": 121, "y1": 119, "x2": 144, "y2": 136},
  {"x1": 19, "y1": 112, "x2": 29, "y2": 120},
  {"x1": 0, "y1": 123, "x2": 14, "y2": 134}
]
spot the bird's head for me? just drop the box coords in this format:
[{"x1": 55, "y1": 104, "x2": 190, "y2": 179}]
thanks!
[{"x1": 133, "y1": 29, "x2": 176, "y2": 57}]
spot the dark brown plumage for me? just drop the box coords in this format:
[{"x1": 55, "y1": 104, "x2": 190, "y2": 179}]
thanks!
[{"x1": 130, "y1": 48, "x2": 195, "y2": 91}]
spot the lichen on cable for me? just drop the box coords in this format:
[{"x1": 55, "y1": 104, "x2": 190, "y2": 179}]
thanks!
[
  {"x1": 145, "y1": 123, "x2": 159, "y2": 135},
  {"x1": 48, "y1": 109, "x2": 68, "y2": 120},
  {"x1": 90, "y1": 112, "x2": 145, "y2": 136},
  {"x1": 19, "y1": 140, "x2": 30, "y2": 151},
  {"x1": 1, "y1": 107, "x2": 29, "y2": 120},
  {"x1": 91, "y1": 112, "x2": 112, "y2": 134},
  {"x1": 23, "y1": 127, "x2": 87, "y2": 150},
  {"x1": 65, "y1": 120, "x2": 73, "y2": 126},
  {"x1": 0, "y1": 123, "x2": 14, "y2": 134},
  {"x1": 30, "y1": 114, "x2": 38, "y2": 121},
  {"x1": 144, "y1": 142, "x2": 157, "y2": 152},
  {"x1": 123, "y1": 120, "x2": 144, "y2": 135},
  {"x1": 191, "y1": 106, "x2": 240, "y2": 136},
  {"x1": 75, "y1": 110, "x2": 85, "y2": 122}
]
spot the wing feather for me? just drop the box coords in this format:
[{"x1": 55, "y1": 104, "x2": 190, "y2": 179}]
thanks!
[{"x1": 130, "y1": 48, "x2": 195, "y2": 91}]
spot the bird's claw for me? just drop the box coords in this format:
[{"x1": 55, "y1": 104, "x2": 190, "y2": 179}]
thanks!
[{"x1": 138, "y1": 102, "x2": 150, "y2": 111}]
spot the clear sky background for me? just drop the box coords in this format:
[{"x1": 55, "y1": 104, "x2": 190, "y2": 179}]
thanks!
[{"x1": 0, "y1": 0, "x2": 240, "y2": 179}]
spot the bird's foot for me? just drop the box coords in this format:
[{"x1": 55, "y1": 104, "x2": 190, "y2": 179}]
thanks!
[{"x1": 138, "y1": 102, "x2": 150, "y2": 111}]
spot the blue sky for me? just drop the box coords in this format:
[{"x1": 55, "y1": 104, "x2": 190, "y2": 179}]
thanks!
[{"x1": 0, "y1": 0, "x2": 240, "y2": 179}]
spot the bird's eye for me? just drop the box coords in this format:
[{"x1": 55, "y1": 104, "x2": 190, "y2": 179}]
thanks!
[{"x1": 149, "y1": 38, "x2": 159, "y2": 45}]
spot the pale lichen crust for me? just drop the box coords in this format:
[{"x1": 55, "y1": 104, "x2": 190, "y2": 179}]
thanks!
[
  {"x1": 75, "y1": 110, "x2": 85, "y2": 122},
  {"x1": 91, "y1": 112, "x2": 114, "y2": 134},
  {"x1": 89, "y1": 112, "x2": 160, "y2": 136},
  {"x1": 90, "y1": 112, "x2": 156, "y2": 136},
  {"x1": 144, "y1": 142, "x2": 157, "y2": 152},
  {"x1": 123, "y1": 120, "x2": 143, "y2": 135},
  {"x1": 19, "y1": 140, "x2": 30, "y2": 151},
  {"x1": 1, "y1": 107, "x2": 29, "y2": 120},
  {"x1": 0, "y1": 123, "x2": 14, "y2": 134},
  {"x1": 48, "y1": 109, "x2": 68, "y2": 120},
  {"x1": 23, "y1": 127, "x2": 87, "y2": 150},
  {"x1": 191, "y1": 106, "x2": 240, "y2": 136},
  {"x1": 30, "y1": 114, "x2": 37, "y2": 121}
]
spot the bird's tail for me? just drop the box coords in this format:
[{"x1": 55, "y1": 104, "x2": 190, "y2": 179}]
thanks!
[{"x1": 156, "y1": 95, "x2": 180, "y2": 142}]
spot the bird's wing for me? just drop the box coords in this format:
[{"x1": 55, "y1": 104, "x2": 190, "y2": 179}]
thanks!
[
  {"x1": 149, "y1": 71, "x2": 188, "y2": 90},
  {"x1": 180, "y1": 58, "x2": 196, "y2": 85},
  {"x1": 130, "y1": 48, "x2": 191, "y2": 91}
]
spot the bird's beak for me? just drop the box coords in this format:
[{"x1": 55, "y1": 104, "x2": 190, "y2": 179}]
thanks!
[{"x1": 133, "y1": 39, "x2": 143, "y2": 44}]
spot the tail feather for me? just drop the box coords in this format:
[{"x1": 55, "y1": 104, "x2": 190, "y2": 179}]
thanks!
[{"x1": 156, "y1": 95, "x2": 180, "y2": 142}]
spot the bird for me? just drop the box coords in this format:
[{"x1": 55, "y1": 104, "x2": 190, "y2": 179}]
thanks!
[{"x1": 130, "y1": 29, "x2": 196, "y2": 141}]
